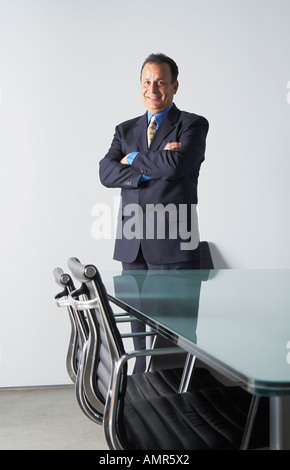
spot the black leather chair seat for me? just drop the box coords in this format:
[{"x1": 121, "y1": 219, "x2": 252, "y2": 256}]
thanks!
[
  {"x1": 126, "y1": 367, "x2": 223, "y2": 401},
  {"x1": 120, "y1": 387, "x2": 269, "y2": 450}
]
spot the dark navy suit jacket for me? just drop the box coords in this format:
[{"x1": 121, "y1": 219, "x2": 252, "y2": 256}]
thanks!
[{"x1": 99, "y1": 104, "x2": 209, "y2": 264}]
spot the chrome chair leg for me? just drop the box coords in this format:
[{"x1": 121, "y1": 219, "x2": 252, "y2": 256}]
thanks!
[
  {"x1": 178, "y1": 353, "x2": 197, "y2": 393},
  {"x1": 240, "y1": 395, "x2": 260, "y2": 450}
]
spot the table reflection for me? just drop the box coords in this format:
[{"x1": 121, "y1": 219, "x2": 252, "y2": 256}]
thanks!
[{"x1": 113, "y1": 269, "x2": 212, "y2": 371}]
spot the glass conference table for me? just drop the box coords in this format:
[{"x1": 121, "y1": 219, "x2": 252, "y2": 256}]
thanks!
[{"x1": 100, "y1": 268, "x2": 290, "y2": 450}]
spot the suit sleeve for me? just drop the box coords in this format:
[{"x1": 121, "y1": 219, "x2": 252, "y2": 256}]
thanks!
[
  {"x1": 131, "y1": 117, "x2": 209, "y2": 181},
  {"x1": 99, "y1": 127, "x2": 142, "y2": 189}
]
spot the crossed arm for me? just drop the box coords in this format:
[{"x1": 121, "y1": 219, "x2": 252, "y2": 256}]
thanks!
[
  {"x1": 99, "y1": 118, "x2": 208, "y2": 189},
  {"x1": 120, "y1": 142, "x2": 182, "y2": 165}
]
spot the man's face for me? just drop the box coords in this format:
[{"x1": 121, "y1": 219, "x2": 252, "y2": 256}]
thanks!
[{"x1": 141, "y1": 62, "x2": 178, "y2": 114}]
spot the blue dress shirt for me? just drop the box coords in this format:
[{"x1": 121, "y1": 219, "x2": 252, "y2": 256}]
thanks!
[{"x1": 126, "y1": 103, "x2": 174, "y2": 182}]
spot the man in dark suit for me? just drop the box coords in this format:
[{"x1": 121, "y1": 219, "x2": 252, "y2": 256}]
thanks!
[
  {"x1": 99, "y1": 53, "x2": 209, "y2": 371},
  {"x1": 99, "y1": 53, "x2": 209, "y2": 270}
]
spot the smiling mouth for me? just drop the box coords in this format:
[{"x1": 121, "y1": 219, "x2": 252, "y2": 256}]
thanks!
[{"x1": 146, "y1": 96, "x2": 161, "y2": 101}]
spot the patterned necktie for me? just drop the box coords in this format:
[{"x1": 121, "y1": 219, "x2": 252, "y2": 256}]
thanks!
[{"x1": 147, "y1": 116, "x2": 156, "y2": 148}]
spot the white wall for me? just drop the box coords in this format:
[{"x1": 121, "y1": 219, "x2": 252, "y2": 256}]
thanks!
[{"x1": 0, "y1": 0, "x2": 289, "y2": 387}]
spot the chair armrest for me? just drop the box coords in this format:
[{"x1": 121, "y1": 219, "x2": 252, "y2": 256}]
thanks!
[
  {"x1": 55, "y1": 297, "x2": 71, "y2": 308},
  {"x1": 115, "y1": 317, "x2": 141, "y2": 323},
  {"x1": 105, "y1": 346, "x2": 186, "y2": 449},
  {"x1": 114, "y1": 312, "x2": 135, "y2": 317},
  {"x1": 69, "y1": 295, "x2": 98, "y2": 309},
  {"x1": 121, "y1": 331, "x2": 156, "y2": 339}
]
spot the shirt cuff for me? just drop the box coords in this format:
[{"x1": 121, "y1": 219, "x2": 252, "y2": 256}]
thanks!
[
  {"x1": 139, "y1": 175, "x2": 151, "y2": 183},
  {"x1": 126, "y1": 152, "x2": 139, "y2": 165}
]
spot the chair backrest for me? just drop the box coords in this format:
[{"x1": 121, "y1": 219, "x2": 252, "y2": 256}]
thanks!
[
  {"x1": 54, "y1": 265, "x2": 106, "y2": 423},
  {"x1": 54, "y1": 268, "x2": 81, "y2": 383},
  {"x1": 67, "y1": 258, "x2": 127, "y2": 416},
  {"x1": 199, "y1": 241, "x2": 214, "y2": 270}
]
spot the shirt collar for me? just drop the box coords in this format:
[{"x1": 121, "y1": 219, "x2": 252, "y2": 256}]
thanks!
[{"x1": 147, "y1": 103, "x2": 174, "y2": 127}]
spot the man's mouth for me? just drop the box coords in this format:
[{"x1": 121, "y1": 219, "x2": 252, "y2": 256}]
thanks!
[{"x1": 146, "y1": 96, "x2": 161, "y2": 101}]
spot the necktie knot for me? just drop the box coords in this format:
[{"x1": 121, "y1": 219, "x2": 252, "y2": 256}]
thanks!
[{"x1": 147, "y1": 116, "x2": 156, "y2": 148}]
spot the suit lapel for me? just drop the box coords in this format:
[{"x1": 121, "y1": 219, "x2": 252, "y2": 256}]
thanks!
[
  {"x1": 150, "y1": 104, "x2": 180, "y2": 150},
  {"x1": 133, "y1": 104, "x2": 181, "y2": 151},
  {"x1": 133, "y1": 113, "x2": 148, "y2": 151}
]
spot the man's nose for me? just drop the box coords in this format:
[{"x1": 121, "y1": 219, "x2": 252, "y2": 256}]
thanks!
[{"x1": 149, "y1": 82, "x2": 159, "y2": 93}]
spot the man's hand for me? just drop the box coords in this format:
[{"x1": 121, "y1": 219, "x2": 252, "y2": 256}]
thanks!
[
  {"x1": 120, "y1": 154, "x2": 130, "y2": 164},
  {"x1": 163, "y1": 142, "x2": 182, "y2": 151}
]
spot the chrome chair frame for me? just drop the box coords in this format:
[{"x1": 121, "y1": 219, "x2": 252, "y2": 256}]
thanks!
[{"x1": 55, "y1": 282, "x2": 105, "y2": 424}]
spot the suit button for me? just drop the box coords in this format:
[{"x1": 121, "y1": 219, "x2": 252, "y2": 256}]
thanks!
[
  {"x1": 124, "y1": 181, "x2": 133, "y2": 186},
  {"x1": 140, "y1": 169, "x2": 147, "y2": 174}
]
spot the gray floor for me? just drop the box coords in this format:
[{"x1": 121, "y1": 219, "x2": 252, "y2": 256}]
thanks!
[{"x1": 0, "y1": 386, "x2": 109, "y2": 450}]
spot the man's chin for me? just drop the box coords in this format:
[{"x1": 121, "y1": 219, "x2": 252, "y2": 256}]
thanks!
[{"x1": 145, "y1": 102, "x2": 165, "y2": 114}]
